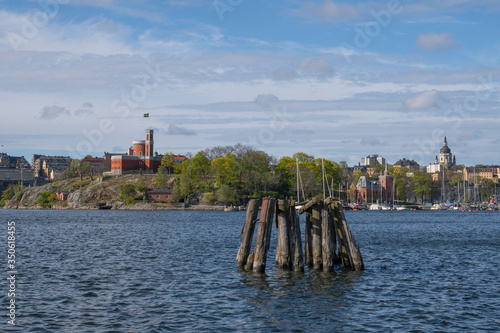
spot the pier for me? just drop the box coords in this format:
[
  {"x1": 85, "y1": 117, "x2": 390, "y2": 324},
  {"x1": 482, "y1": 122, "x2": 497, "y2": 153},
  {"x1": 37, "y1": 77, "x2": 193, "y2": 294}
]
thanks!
[{"x1": 237, "y1": 197, "x2": 364, "y2": 273}]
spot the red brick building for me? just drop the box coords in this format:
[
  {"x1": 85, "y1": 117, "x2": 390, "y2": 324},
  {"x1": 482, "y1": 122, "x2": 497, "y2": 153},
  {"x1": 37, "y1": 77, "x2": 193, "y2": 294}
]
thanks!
[
  {"x1": 108, "y1": 129, "x2": 187, "y2": 175},
  {"x1": 354, "y1": 165, "x2": 393, "y2": 203},
  {"x1": 147, "y1": 189, "x2": 174, "y2": 202}
]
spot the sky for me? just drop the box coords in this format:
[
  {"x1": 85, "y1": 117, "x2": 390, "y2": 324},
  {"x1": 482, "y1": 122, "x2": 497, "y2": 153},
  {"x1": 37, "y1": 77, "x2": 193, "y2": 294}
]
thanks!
[{"x1": 1, "y1": 0, "x2": 499, "y2": 167}]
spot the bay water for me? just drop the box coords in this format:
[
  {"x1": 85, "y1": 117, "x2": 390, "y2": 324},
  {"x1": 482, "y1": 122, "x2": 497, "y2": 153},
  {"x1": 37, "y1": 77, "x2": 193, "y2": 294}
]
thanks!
[{"x1": 1, "y1": 209, "x2": 499, "y2": 332}]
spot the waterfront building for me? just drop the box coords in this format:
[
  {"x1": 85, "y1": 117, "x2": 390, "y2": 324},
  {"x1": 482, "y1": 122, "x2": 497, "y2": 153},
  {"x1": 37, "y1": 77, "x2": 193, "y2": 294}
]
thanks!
[
  {"x1": 108, "y1": 129, "x2": 187, "y2": 175},
  {"x1": 393, "y1": 158, "x2": 420, "y2": 172},
  {"x1": 360, "y1": 154, "x2": 386, "y2": 166},
  {"x1": 438, "y1": 135, "x2": 456, "y2": 168},
  {"x1": 354, "y1": 165, "x2": 393, "y2": 203}
]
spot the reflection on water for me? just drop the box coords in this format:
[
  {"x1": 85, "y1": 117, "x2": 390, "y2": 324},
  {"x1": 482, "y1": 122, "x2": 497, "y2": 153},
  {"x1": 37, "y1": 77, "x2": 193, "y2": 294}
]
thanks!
[{"x1": 0, "y1": 209, "x2": 499, "y2": 332}]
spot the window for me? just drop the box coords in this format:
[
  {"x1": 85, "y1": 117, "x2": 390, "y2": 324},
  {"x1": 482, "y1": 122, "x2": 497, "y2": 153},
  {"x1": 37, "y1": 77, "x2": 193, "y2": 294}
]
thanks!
[
  {"x1": 156, "y1": 195, "x2": 160, "y2": 199},
  {"x1": 149, "y1": 195, "x2": 152, "y2": 199},
  {"x1": 165, "y1": 195, "x2": 169, "y2": 199}
]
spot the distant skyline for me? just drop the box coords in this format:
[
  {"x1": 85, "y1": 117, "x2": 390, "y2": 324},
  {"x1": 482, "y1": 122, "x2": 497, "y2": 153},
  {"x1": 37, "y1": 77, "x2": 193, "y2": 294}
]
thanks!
[{"x1": 1, "y1": 0, "x2": 499, "y2": 166}]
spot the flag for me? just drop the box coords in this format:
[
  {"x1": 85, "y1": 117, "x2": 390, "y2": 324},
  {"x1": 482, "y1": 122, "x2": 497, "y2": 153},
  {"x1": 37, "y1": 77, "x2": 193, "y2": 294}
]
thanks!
[{"x1": 143, "y1": 113, "x2": 149, "y2": 118}]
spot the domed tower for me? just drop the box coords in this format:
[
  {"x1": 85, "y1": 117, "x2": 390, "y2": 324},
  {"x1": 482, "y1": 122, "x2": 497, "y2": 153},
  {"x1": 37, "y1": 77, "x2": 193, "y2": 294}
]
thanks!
[{"x1": 439, "y1": 136, "x2": 455, "y2": 168}]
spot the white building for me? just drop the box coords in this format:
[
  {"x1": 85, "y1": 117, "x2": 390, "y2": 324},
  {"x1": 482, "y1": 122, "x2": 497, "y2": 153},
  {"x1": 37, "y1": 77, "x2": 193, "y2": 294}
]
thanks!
[{"x1": 361, "y1": 154, "x2": 386, "y2": 166}]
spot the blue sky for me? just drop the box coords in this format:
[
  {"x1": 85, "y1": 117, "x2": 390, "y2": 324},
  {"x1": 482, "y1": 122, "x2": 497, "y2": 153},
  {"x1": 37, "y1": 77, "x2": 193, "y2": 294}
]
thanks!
[{"x1": 1, "y1": 0, "x2": 499, "y2": 166}]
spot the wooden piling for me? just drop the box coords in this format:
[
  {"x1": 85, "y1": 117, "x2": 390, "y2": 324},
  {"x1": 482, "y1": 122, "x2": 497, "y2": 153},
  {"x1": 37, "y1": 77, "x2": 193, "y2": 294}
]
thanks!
[
  {"x1": 252, "y1": 198, "x2": 276, "y2": 273},
  {"x1": 321, "y1": 205, "x2": 335, "y2": 272},
  {"x1": 276, "y1": 199, "x2": 292, "y2": 269},
  {"x1": 292, "y1": 209, "x2": 304, "y2": 272},
  {"x1": 304, "y1": 210, "x2": 313, "y2": 267},
  {"x1": 311, "y1": 202, "x2": 323, "y2": 270},
  {"x1": 332, "y1": 201, "x2": 364, "y2": 271},
  {"x1": 339, "y1": 206, "x2": 364, "y2": 271},
  {"x1": 236, "y1": 199, "x2": 261, "y2": 268}
]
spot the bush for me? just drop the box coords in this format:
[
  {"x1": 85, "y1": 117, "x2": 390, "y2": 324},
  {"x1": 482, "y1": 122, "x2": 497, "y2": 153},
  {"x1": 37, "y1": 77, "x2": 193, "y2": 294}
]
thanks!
[
  {"x1": 35, "y1": 191, "x2": 56, "y2": 208},
  {"x1": 119, "y1": 183, "x2": 136, "y2": 205},
  {"x1": 201, "y1": 192, "x2": 217, "y2": 205},
  {"x1": 1, "y1": 184, "x2": 24, "y2": 206}
]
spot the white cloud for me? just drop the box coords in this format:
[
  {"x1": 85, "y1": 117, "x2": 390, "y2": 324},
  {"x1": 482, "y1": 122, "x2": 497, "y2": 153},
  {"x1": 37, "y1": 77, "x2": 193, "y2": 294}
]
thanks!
[
  {"x1": 255, "y1": 94, "x2": 280, "y2": 108},
  {"x1": 163, "y1": 124, "x2": 197, "y2": 136},
  {"x1": 298, "y1": 1, "x2": 362, "y2": 23},
  {"x1": 300, "y1": 57, "x2": 334, "y2": 78},
  {"x1": 272, "y1": 68, "x2": 299, "y2": 81},
  {"x1": 402, "y1": 90, "x2": 445, "y2": 111},
  {"x1": 415, "y1": 32, "x2": 458, "y2": 51}
]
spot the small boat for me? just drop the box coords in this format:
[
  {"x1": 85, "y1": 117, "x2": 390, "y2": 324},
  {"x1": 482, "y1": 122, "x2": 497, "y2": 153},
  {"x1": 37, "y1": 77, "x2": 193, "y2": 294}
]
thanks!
[
  {"x1": 396, "y1": 206, "x2": 408, "y2": 211},
  {"x1": 224, "y1": 206, "x2": 238, "y2": 212},
  {"x1": 430, "y1": 204, "x2": 447, "y2": 210},
  {"x1": 381, "y1": 204, "x2": 392, "y2": 210},
  {"x1": 369, "y1": 204, "x2": 382, "y2": 210}
]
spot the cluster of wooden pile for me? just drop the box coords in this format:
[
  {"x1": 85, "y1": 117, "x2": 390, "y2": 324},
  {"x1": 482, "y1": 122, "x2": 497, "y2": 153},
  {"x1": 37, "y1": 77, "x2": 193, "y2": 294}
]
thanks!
[{"x1": 236, "y1": 197, "x2": 364, "y2": 273}]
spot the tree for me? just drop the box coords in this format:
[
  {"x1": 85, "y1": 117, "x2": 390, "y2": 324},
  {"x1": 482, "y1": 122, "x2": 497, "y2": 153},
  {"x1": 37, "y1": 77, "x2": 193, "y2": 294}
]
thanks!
[
  {"x1": 155, "y1": 166, "x2": 170, "y2": 188},
  {"x1": 35, "y1": 191, "x2": 55, "y2": 208},
  {"x1": 119, "y1": 183, "x2": 136, "y2": 205},
  {"x1": 412, "y1": 170, "x2": 432, "y2": 203},
  {"x1": 191, "y1": 151, "x2": 212, "y2": 192},
  {"x1": 211, "y1": 153, "x2": 238, "y2": 186},
  {"x1": 137, "y1": 181, "x2": 148, "y2": 202},
  {"x1": 174, "y1": 159, "x2": 194, "y2": 201},
  {"x1": 161, "y1": 152, "x2": 175, "y2": 175},
  {"x1": 216, "y1": 183, "x2": 236, "y2": 205},
  {"x1": 1, "y1": 184, "x2": 23, "y2": 206}
]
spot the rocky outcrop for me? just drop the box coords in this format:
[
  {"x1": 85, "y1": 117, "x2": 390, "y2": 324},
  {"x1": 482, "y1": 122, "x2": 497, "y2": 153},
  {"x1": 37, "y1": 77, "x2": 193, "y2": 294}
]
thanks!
[{"x1": 3, "y1": 174, "x2": 224, "y2": 210}]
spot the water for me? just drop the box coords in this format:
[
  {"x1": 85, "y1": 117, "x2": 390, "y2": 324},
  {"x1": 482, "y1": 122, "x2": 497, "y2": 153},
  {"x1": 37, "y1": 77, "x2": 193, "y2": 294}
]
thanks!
[{"x1": 1, "y1": 209, "x2": 500, "y2": 332}]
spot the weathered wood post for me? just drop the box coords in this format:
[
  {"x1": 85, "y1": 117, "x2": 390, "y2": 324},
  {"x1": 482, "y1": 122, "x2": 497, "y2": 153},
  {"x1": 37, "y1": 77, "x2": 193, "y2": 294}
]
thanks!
[
  {"x1": 332, "y1": 201, "x2": 364, "y2": 271},
  {"x1": 311, "y1": 202, "x2": 323, "y2": 270},
  {"x1": 332, "y1": 201, "x2": 352, "y2": 269},
  {"x1": 304, "y1": 210, "x2": 313, "y2": 267},
  {"x1": 236, "y1": 199, "x2": 260, "y2": 268},
  {"x1": 276, "y1": 199, "x2": 292, "y2": 269},
  {"x1": 252, "y1": 198, "x2": 276, "y2": 273},
  {"x1": 321, "y1": 205, "x2": 335, "y2": 272},
  {"x1": 299, "y1": 197, "x2": 318, "y2": 268},
  {"x1": 292, "y1": 208, "x2": 304, "y2": 272},
  {"x1": 339, "y1": 206, "x2": 364, "y2": 271}
]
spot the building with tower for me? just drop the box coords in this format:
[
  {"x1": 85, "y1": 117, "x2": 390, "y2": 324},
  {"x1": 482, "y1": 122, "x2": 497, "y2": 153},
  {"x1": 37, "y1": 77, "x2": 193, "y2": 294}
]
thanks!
[
  {"x1": 426, "y1": 135, "x2": 456, "y2": 173},
  {"x1": 108, "y1": 129, "x2": 186, "y2": 175},
  {"x1": 438, "y1": 135, "x2": 456, "y2": 168},
  {"x1": 353, "y1": 164, "x2": 393, "y2": 203}
]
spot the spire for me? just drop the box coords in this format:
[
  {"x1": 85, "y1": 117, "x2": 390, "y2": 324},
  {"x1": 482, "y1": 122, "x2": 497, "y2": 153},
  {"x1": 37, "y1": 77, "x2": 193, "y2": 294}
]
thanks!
[
  {"x1": 443, "y1": 135, "x2": 448, "y2": 146},
  {"x1": 384, "y1": 163, "x2": 389, "y2": 175}
]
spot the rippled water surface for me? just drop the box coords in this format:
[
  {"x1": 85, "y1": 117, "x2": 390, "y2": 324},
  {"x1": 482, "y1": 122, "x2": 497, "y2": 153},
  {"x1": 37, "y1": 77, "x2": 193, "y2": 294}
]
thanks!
[{"x1": 1, "y1": 209, "x2": 500, "y2": 332}]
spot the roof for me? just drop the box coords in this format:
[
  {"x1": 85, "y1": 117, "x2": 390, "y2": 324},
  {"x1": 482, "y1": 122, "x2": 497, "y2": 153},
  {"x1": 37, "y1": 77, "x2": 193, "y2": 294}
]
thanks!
[
  {"x1": 147, "y1": 188, "x2": 173, "y2": 194},
  {"x1": 82, "y1": 158, "x2": 104, "y2": 163},
  {"x1": 394, "y1": 158, "x2": 419, "y2": 167},
  {"x1": 356, "y1": 176, "x2": 382, "y2": 189}
]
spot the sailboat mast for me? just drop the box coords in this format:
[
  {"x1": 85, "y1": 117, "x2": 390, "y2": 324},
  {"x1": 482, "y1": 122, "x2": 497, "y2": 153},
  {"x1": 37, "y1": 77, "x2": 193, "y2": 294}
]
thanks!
[
  {"x1": 296, "y1": 158, "x2": 300, "y2": 202},
  {"x1": 322, "y1": 159, "x2": 326, "y2": 200}
]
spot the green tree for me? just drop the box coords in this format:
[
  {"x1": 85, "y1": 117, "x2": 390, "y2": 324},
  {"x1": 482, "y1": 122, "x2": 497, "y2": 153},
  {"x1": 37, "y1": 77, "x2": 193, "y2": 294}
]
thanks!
[
  {"x1": 161, "y1": 152, "x2": 175, "y2": 175},
  {"x1": 155, "y1": 166, "x2": 170, "y2": 188},
  {"x1": 137, "y1": 181, "x2": 148, "y2": 202},
  {"x1": 216, "y1": 183, "x2": 236, "y2": 205},
  {"x1": 211, "y1": 153, "x2": 238, "y2": 186},
  {"x1": 119, "y1": 183, "x2": 136, "y2": 205},
  {"x1": 412, "y1": 170, "x2": 432, "y2": 203},
  {"x1": 191, "y1": 151, "x2": 212, "y2": 192},
  {"x1": 173, "y1": 159, "x2": 194, "y2": 201},
  {"x1": 1, "y1": 184, "x2": 23, "y2": 206},
  {"x1": 35, "y1": 191, "x2": 55, "y2": 208}
]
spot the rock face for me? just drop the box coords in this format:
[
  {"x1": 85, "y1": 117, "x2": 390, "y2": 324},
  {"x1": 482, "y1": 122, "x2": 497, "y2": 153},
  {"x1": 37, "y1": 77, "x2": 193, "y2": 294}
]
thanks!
[
  {"x1": 5, "y1": 175, "x2": 157, "y2": 210},
  {"x1": 3, "y1": 174, "x2": 224, "y2": 210}
]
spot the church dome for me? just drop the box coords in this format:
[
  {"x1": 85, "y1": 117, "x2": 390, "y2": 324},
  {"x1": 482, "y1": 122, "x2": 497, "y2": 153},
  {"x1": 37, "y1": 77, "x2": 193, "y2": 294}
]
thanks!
[
  {"x1": 440, "y1": 146, "x2": 451, "y2": 154},
  {"x1": 440, "y1": 136, "x2": 451, "y2": 154}
]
